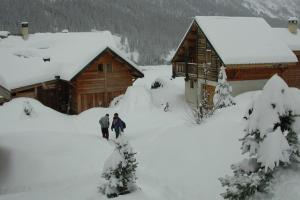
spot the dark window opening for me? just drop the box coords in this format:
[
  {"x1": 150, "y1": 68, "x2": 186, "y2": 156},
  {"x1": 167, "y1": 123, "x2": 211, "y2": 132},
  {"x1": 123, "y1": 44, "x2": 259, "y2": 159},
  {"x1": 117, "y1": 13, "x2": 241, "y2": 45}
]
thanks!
[{"x1": 98, "y1": 64, "x2": 104, "y2": 72}]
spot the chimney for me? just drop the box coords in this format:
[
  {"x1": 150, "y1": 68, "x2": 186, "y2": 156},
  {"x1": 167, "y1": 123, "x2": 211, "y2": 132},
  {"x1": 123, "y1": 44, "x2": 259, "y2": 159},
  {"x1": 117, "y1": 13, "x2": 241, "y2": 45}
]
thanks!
[
  {"x1": 288, "y1": 17, "x2": 298, "y2": 34},
  {"x1": 21, "y1": 22, "x2": 29, "y2": 40}
]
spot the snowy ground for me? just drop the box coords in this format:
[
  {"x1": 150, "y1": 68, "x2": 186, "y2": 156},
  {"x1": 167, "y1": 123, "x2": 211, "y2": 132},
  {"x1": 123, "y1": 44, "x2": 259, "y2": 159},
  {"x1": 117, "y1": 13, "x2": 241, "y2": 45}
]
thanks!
[{"x1": 0, "y1": 65, "x2": 299, "y2": 200}]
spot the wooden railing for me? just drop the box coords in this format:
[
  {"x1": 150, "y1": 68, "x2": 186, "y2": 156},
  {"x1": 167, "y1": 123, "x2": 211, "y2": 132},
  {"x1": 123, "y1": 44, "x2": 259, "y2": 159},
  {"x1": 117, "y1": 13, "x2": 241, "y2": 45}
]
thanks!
[{"x1": 173, "y1": 62, "x2": 218, "y2": 81}]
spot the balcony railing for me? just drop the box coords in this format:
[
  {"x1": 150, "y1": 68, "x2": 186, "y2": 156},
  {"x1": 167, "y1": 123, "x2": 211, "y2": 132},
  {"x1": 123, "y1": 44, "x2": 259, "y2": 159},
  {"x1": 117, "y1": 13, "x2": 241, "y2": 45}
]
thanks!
[{"x1": 173, "y1": 62, "x2": 218, "y2": 82}]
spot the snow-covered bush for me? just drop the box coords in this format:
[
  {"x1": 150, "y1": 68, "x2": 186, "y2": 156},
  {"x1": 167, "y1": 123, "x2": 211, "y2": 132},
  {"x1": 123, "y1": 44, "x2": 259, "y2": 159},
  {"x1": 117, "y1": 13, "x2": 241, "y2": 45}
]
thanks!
[
  {"x1": 23, "y1": 101, "x2": 33, "y2": 116},
  {"x1": 220, "y1": 160, "x2": 273, "y2": 200},
  {"x1": 99, "y1": 137, "x2": 138, "y2": 198},
  {"x1": 151, "y1": 78, "x2": 164, "y2": 89},
  {"x1": 220, "y1": 75, "x2": 300, "y2": 200},
  {"x1": 213, "y1": 66, "x2": 235, "y2": 109},
  {"x1": 194, "y1": 80, "x2": 213, "y2": 123},
  {"x1": 193, "y1": 91, "x2": 212, "y2": 124}
]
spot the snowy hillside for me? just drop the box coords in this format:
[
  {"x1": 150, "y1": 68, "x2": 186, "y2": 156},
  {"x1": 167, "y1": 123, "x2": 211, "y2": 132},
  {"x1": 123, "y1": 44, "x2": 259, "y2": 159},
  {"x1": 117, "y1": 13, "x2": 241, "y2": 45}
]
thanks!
[
  {"x1": 0, "y1": 66, "x2": 299, "y2": 199},
  {"x1": 240, "y1": 0, "x2": 299, "y2": 19},
  {"x1": 1, "y1": 0, "x2": 299, "y2": 65}
]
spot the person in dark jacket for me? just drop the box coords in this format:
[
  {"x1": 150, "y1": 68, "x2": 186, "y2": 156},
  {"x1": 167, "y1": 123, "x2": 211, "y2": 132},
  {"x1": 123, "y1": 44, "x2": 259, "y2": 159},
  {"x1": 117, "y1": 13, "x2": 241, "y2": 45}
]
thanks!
[
  {"x1": 99, "y1": 114, "x2": 110, "y2": 140},
  {"x1": 111, "y1": 113, "x2": 126, "y2": 139}
]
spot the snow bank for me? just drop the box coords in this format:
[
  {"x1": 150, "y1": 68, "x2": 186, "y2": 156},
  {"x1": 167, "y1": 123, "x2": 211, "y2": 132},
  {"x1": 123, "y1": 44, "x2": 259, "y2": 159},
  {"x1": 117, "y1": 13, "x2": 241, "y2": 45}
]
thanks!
[
  {"x1": 0, "y1": 31, "x2": 9, "y2": 38},
  {"x1": 117, "y1": 86, "x2": 153, "y2": 113},
  {"x1": 0, "y1": 98, "x2": 73, "y2": 133},
  {"x1": 0, "y1": 66, "x2": 299, "y2": 200}
]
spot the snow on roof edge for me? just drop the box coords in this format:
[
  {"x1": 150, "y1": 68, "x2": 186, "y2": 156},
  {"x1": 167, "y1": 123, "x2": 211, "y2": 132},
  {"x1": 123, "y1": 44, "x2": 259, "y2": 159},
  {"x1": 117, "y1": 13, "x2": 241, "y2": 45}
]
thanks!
[
  {"x1": 67, "y1": 45, "x2": 144, "y2": 80},
  {"x1": 107, "y1": 46, "x2": 144, "y2": 77},
  {"x1": 171, "y1": 20, "x2": 195, "y2": 62}
]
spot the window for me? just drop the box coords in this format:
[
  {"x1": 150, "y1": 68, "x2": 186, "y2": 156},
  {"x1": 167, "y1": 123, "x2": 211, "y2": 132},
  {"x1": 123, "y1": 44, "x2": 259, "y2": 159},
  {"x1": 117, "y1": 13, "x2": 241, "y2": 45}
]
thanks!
[
  {"x1": 106, "y1": 63, "x2": 112, "y2": 73},
  {"x1": 98, "y1": 63, "x2": 112, "y2": 73},
  {"x1": 97, "y1": 64, "x2": 104, "y2": 72}
]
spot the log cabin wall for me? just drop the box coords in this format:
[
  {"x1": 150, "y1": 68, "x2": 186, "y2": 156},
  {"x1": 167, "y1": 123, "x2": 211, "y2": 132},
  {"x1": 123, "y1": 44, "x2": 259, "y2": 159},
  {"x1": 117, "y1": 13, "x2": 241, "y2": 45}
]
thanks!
[
  {"x1": 226, "y1": 57, "x2": 300, "y2": 90},
  {"x1": 225, "y1": 64, "x2": 286, "y2": 81},
  {"x1": 71, "y1": 50, "x2": 134, "y2": 113},
  {"x1": 195, "y1": 23, "x2": 222, "y2": 82},
  {"x1": 172, "y1": 21, "x2": 223, "y2": 82}
]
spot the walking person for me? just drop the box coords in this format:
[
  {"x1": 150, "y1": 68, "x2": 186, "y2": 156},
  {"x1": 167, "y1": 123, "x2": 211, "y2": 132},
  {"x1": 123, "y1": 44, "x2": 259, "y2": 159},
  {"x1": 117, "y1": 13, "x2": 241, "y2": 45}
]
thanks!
[
  {"x1": 111, "y1": 113, "x2": 126, "y2": 139},
  {"x1": 99, "y1": 114, "x2": 110, "y2": 140}
]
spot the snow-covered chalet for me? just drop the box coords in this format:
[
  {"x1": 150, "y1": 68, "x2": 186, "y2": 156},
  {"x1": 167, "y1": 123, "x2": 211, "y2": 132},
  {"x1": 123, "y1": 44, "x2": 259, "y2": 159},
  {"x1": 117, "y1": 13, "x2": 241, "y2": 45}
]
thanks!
[
  {"x1": 172, "y1": 16, "x2": 300, "y2": 106},
  {"x1": 0, "y1": 26, "x2": 144, "y2": 113}
]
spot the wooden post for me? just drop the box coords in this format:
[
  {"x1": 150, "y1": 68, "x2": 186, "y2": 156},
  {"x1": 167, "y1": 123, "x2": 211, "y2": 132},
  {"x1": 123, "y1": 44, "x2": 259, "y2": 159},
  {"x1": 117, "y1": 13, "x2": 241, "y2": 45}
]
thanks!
[{"x1": 184, "y1": 46, "x2": 189, "y2": 81}]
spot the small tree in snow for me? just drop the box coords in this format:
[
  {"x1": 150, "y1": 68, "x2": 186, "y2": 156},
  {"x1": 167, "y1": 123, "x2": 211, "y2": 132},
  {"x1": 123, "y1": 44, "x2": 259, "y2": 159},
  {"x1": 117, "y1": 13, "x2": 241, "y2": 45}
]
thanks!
[
  {"x1": 219, "y1": 75, "x2": 300, "y2": 200},
  {"x1": 213, "y1": 66, "x2": 235, "y2": 109},
  {"x1": 23, "y1": 101, "x2": 33, "y2": 116},
  {"x1": 194, "y1": 63, "x2": 213, "y2": 124},
  {"x1": 99, "y1": 137, "x2": 138, "y2": 198}
]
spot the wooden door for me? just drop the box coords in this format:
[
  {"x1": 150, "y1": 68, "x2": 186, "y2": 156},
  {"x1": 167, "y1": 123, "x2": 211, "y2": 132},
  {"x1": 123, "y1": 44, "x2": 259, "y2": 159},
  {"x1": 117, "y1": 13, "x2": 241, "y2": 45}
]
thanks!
[
  {"x1": 37, "y1": 87, "x2": 59, "y2": 111},
  {"x1": 202, "y1": 84, "x2": 215, "y2": 108},
  {"x1": 80, "y1": 92, "x2": 105, "y2": 112}
]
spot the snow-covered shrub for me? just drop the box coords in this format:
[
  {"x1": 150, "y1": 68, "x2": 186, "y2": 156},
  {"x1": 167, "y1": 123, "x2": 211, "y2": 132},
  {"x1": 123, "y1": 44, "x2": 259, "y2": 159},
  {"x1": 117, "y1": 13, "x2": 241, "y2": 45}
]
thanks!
[
  {"x1": 99, "y1": 137, "x2": 138, "y2": 198},
  {"x1": 23, "y1": 101, "x2": 33, "y2": 116},
  {"x1": 220, "y1": 160, "x2": 273, "y2": 200},
  {"x1": 194, "y1": 84, "x2": 213, "y2": 124},
  {"x1": 220, "y1": 75, "x2": 300, "y2": 200},
  {"x1": 213, "y1": 66, "x2": 235, "y2": 109},
  {"x1": 151, "y1": 78, "x2": 164, "y2": 89}
]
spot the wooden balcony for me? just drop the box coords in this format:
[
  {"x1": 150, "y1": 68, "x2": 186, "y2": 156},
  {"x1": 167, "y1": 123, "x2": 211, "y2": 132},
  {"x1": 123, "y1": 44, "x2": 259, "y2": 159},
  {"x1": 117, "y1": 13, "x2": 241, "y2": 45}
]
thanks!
[{"x1": 173, "y1": 62, "x2": 218, "y2": 82}]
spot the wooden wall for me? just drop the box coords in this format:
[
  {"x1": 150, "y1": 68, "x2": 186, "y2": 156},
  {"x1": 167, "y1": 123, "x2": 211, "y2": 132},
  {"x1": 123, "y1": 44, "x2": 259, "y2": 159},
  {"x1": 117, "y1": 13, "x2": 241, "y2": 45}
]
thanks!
[
  {"x1": 226, "y1": 53, "x2": 300, "y2": 90},
  {"x1": 225, "y1": 65, "x2": 286, "y2": 81},
  {"x1": 172, "y1": 22, "x2": 222, "y2": 82},
  {"x1": 11, "y1": 80, "x2": 70, "y2": 113},
  {"x1": 281, "y1": 51, "x2": 300, "y2": 88},
  {"x1": 71, "y1": 50, "x2": 134, "y2": 113}
]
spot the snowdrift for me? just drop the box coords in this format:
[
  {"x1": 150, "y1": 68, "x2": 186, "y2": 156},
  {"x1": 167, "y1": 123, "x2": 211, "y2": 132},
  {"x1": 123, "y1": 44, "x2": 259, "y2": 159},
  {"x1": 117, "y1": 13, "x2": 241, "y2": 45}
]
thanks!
[{"x1": 0, "y1": 66, "x2": 299, "y2": 200}]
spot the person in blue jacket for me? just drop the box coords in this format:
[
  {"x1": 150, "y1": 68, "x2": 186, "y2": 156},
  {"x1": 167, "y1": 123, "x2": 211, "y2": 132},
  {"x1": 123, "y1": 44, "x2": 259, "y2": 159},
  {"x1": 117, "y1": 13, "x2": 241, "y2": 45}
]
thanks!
[{"x1": 111, "y1": 113, "x2": 126, "y2": 139}]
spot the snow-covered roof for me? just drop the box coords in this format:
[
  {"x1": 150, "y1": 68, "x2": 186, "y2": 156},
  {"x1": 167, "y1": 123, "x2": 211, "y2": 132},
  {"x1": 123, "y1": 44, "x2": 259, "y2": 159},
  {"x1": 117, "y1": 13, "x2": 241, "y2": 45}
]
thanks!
[
  {"x1": 288, "y1": 17, "x2": 298, "y2": 21},
  {"x1": 0, "y1": 31, "x2": 142, "y2": 90},
  {"x1": 273, "y1": 28, "x2": 300, "y2": 51},
  {"x1": 175, "y1": 16, "x2": 298, "y2": 65}
]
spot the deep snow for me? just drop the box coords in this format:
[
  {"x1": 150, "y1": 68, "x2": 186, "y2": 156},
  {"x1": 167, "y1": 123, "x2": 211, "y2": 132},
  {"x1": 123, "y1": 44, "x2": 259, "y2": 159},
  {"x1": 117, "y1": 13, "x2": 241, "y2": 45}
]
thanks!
[{"x1": 0, "y1": 65, "x2": 299, "y2": 199}]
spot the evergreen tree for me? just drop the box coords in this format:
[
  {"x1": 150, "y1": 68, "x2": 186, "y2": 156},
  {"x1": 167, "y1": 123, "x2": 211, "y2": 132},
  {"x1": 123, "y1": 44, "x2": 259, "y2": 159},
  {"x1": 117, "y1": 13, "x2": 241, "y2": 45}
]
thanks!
[
  {"x1": 194, "y1": 63, "x2": 213, "y2": 124},
  {"x1": 99, "y1": 137, "x2": 138, "y2": 198},
  {"x1": 219, "y1": 75, "x2": 300, "y2": 200},
  {"x1": 213, "y1": 66, "x2": 235, "y2": 109}
]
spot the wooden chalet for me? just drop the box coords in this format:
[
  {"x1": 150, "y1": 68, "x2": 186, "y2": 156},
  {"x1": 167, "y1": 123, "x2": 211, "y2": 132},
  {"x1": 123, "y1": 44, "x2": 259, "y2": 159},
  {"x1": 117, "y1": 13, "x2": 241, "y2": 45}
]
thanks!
[
  {"x1": 0, "y1": 31, "x2": 143, "y2": 113},
  {"x1": 172, "y1": 16, "x2": 299, "y2": 106}
]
